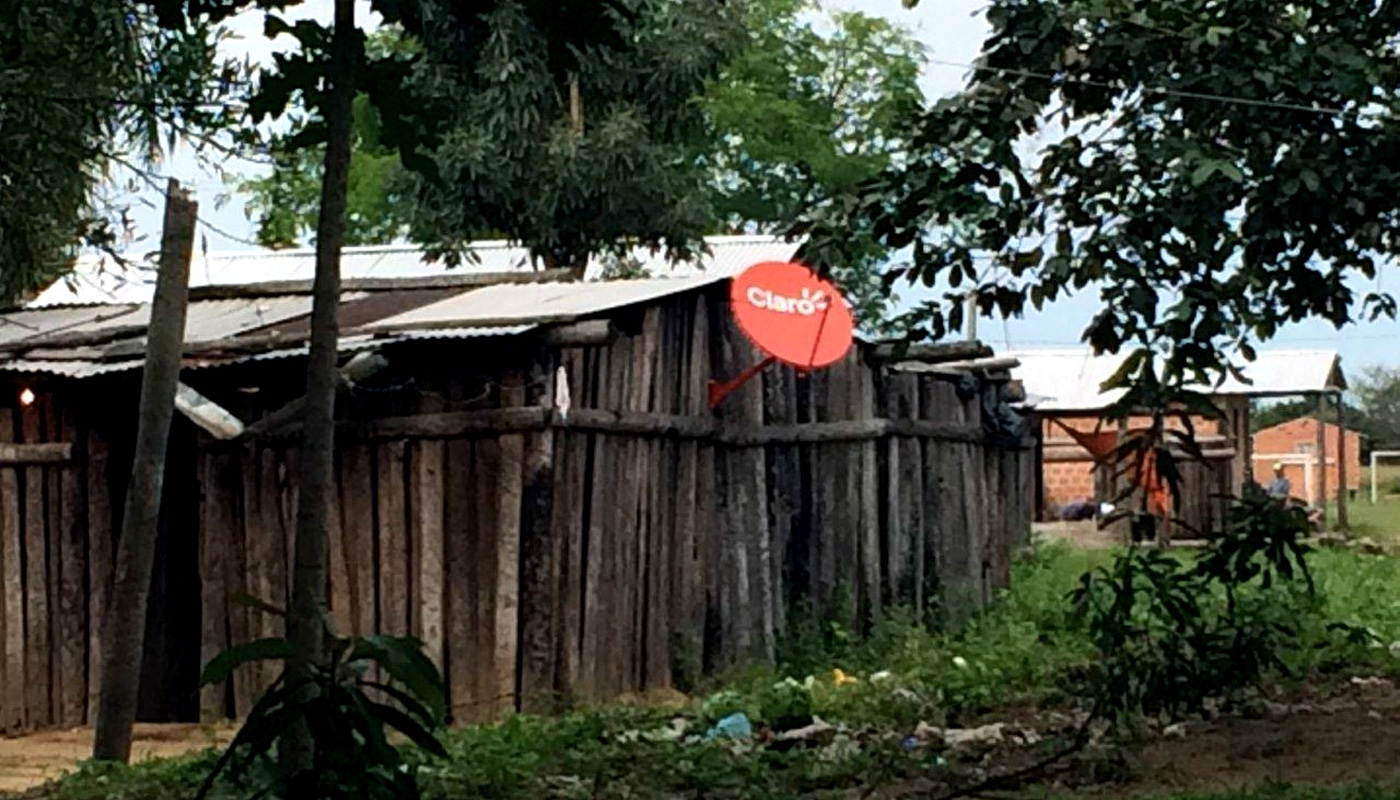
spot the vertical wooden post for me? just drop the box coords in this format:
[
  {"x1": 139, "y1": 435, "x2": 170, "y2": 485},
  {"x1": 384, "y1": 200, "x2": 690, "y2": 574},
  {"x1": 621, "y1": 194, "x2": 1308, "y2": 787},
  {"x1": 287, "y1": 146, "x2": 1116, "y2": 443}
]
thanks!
[
  {"x1": 1241, "y1": 401, "x2": 1254, "y2": 487},
  {"x1": 0, "y1": 409, "x2": 23, "y2": 732},
  {"x1": 93, "y1": 178, "x2": 195, "y2": 763},
  {"x1": 1316, "y1": 393, "x2": 1328, "y2": 528},
  {"x1": 1336, "y1": 392, "x2": 1349, "y2": 533}
]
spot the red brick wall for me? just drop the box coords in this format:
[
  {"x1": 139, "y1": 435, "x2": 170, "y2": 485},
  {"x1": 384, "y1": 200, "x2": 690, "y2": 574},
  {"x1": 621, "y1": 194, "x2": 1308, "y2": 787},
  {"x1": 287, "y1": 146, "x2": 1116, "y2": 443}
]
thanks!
[
  {"x1": 1040, "y1": 413, "x2": 1226, "y2": 513},
  {"x1": 1251, "y1": 417, "x2": 1362, "y2": 493}
]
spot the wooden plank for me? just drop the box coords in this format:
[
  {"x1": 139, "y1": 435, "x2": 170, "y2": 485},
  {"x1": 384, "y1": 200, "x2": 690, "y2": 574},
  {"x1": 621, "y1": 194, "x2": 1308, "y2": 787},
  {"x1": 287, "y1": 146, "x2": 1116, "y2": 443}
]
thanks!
[
  {"x1": 241, "y1": 447, "x2": 272, "y2": 697},
  {"x1": 0, "y1": 409, "x2": 22, "y2": 731},
  {"x1": 552, "y1": 350, "x2": 587, "y2": 706},
  {"x1": 715, "y1": 306, "x2": 771, "y2": 665},
  {"x1": 579, "y1": 347, "x2": 610, "y2": 700},
  {"x1": 919, "y1": 378, "x2": 947, "y2": 627},
  {"x1": 377, "y1": 441, "x2": 409, "y2": 638},
  {"x1": 341, "y1": 445, "x2": 377, "y2": 637},
  {"x1": 199, "y1": 451, "x2": 232, "y2": 722},
  {"x1": 21, "y1": 403, "x2": 50, "y2": 728},
  {"x1": 443, "y1": 436, "x2": 475, "y2": 723},
  {"x1": 262, "y1": 447, "x2": 288, "y2": 658},
  {"x1": 493, "y1": 374, "x2": 526, "y2": 715},
  {"x1": 671, "y1": 301, "x2": 704, "y2": 688},
  {"x1": 326, "y1": 448, "x2": 352, "y2": 637},
  {"x1": 857, "y1": 360, "x2": 881, "y2": 626},
  {"x1": 83, "y1": 422, "x2": 110, "y2": 726},
  {"x1": 619, "y1": 330, "x2": 648, "y2": 691},
  {"x1": 892, "y1": 376, "x2": 925, "y2": 616},
  {"x1": 830, "y1": 359, "x2": 860, "y2": 631},
  {"x1": 470, "y1": 434, "x2": 501, "y2": 720},
  {"x1": 412, "y1": 438, "x2": 446, "y2": 673},
  {"x1": 518, "y1": 354, "x2": 557, "y2": 713},
  {"x1": 225, "y1": 452, "x2": 253, "y2": 720},
  {"x1": 0, "y1": 443, "x2": 72, "y2": 464},
  {"x1": 56, "y1": 407, "x2": 84, "y2": 728},
  {"x1": 44, "y1": 398, "x2": 62, "y2": 729},
  {"x1": 762, "y1": 360, "x2": 801, "y2": 643}
]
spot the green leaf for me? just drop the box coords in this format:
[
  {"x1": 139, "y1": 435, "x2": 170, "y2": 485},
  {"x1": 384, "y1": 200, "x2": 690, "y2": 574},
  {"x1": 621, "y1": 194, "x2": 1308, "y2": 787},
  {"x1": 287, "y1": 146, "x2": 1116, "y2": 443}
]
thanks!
[
  {"x1": 199, "y1": 638, "x2": 297, "y2": 686},
  {"x1": 351, "y1": 636, "x2": 448, "y2": 724},
  {"x1": 366, "y1": 701, "x2": 449, "y2": 758},
  {"x1": 1190, "y1": 163, "x2": 1217, "y2": 186},
  {"x1": 1300, "y1": 169, "x2": 1321, "y2": 193}
]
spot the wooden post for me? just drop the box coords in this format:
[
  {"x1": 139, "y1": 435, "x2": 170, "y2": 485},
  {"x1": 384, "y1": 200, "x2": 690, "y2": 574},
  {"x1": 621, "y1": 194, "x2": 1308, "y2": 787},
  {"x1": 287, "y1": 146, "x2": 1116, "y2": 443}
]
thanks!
[
  {"x1": 92, "y1": 179, "x2": 196, "y2": 763},
  {"x1": 1336, "y1": 392, "x2": 1349, "y2": 533},
  {"x1": 1316, "y1": 393, "x2": 1328, "y2": 528},
  {"x1": 1241, "y1": 401, "x2": 1254, "y2": 487}
]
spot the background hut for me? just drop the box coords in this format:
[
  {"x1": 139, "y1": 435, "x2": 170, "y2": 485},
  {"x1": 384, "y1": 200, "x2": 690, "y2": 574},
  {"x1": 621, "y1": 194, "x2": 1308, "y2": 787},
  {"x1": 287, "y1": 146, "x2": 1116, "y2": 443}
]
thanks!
[{"x1": 1011, "y1": 348, "x2": 1346, "y2": 539}]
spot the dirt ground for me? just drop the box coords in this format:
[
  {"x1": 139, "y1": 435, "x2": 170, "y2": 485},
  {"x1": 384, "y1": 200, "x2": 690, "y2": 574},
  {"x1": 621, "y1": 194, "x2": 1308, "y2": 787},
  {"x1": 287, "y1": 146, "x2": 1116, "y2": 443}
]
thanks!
[
  {"x1": 0, "y1": 723, "x2": 236, "y2": 794},
  {"x1": 1120, "y1": 684, "x2": 1400, "y2": 795}
]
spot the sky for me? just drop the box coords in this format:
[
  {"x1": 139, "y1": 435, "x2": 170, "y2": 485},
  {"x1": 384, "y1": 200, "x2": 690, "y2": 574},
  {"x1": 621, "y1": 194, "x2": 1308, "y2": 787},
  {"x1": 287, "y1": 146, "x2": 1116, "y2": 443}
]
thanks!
[{"x1": 116, "y1": 0, "x2": 1398, "y2": 375}]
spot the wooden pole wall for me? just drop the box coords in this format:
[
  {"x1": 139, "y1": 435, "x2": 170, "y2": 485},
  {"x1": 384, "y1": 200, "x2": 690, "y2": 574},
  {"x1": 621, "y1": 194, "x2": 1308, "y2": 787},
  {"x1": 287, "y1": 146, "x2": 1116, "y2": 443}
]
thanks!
[{"x1": 0, "y1": 288, "x2": 1037, "y2": 732}]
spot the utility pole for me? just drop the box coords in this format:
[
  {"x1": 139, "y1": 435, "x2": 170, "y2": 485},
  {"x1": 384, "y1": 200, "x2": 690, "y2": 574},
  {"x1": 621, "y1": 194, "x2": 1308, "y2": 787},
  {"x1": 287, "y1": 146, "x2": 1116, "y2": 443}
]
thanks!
[
  {"x1": 964, "y1": 291, "x2": 978, "y2": 342},
  {"x1": 92, "y1": 179, "x2": 195, "y2": 763}
]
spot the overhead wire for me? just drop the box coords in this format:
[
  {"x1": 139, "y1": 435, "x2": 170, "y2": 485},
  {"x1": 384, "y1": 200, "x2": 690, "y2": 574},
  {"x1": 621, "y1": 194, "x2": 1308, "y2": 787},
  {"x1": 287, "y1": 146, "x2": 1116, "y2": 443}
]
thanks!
[{"x1": 924, "y1": 57, "x2": 1371, "y2": 120}]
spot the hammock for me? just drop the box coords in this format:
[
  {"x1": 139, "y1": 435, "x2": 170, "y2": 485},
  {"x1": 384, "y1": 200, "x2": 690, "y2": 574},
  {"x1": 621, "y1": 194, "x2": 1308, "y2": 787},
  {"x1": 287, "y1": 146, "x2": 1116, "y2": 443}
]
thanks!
[{"x1": 1049, "y1": 418, "x2": 1172, "y2": 521}]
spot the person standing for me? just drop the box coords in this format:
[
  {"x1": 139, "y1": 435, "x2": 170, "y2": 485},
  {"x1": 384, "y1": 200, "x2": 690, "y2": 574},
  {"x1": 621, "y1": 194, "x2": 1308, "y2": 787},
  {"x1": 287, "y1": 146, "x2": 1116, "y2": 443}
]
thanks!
[{"x1": 1266, "y1": 462, "x2": 1292, "y2": 501}]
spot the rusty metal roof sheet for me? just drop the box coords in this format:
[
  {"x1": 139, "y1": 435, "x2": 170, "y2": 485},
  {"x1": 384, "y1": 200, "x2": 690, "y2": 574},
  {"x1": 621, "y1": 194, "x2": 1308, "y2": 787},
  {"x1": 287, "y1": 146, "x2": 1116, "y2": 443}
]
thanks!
[{"x1": 365, "y1": 274, "x2": 722, "y2": 332}]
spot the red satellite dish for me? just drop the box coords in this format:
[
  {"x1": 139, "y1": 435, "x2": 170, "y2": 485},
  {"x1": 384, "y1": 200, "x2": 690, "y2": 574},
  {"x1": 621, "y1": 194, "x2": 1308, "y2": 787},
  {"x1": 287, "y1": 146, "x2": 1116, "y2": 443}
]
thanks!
[
  {"x1": 731, "y1": 262, "x2": 854, "y2": 368},
  {"x1": 709, "y1": 262, "x2": 855, "y2": 407}
]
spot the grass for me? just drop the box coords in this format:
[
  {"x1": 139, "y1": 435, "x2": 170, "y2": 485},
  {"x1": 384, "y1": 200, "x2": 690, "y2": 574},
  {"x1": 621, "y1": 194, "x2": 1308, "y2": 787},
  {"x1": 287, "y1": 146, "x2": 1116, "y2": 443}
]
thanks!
[
  {"x1": 23, "y1": 543, "x2": 1400, "y2": 800},
  {"x1": 1333, "y1": 498, "x2": 1400, "y2": 542}
]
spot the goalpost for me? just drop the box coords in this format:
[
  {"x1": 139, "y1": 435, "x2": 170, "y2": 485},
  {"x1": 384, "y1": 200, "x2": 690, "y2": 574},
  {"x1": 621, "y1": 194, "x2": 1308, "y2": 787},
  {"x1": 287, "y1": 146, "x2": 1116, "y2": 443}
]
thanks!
[{"x1": 1371, "y1": 451, "x2": 1400, "y2": 505}]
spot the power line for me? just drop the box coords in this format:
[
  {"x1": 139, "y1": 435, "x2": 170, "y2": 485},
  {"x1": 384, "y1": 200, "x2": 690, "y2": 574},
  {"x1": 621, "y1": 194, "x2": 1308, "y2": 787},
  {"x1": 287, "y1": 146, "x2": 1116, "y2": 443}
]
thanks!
[{"x1": 925, "y1": 58, "x2": 1368, "y2": 120}]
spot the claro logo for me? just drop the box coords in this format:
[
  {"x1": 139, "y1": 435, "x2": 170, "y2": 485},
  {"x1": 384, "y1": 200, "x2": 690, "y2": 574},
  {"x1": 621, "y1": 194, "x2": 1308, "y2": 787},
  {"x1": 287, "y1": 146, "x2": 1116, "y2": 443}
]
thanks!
[{"x1": 746, "y1": 286, "x2": 830, "y2": 316}]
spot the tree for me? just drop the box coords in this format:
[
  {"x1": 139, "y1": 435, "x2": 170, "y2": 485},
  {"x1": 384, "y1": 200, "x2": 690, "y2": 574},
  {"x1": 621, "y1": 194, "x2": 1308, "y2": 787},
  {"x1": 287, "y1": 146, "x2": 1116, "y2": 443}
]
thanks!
[
  {"x1": 700, "y1": 0, "x2": 925, "y2": 327},
  {"x1": 801, "y1": 0, "x2": 1400, "y2": 387},
  {"x1": 0, "y1": 0, "x2": 239, "y2": 300},
  {"x1": 266, "y1": 0, "x2": 356, "y2": 780},
  {"x1": 235, "y1": 0, "x2": 926, "y2": 325},
  {"x1": 390, "y1": 0, "x2": 745, "y2": 272},
  {"x1": 1353, "y1": 367, "x2": 1400, "y2": 453},
  {"x1": 236, "y1": 31, "x2": 418, "y2": 247}
]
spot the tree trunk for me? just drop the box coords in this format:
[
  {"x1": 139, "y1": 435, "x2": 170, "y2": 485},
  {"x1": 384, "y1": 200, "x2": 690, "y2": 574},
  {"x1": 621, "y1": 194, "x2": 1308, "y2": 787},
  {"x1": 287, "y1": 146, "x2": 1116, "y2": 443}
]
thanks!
[
  {"x1": 91, "y1": 179, "x2": 196, "y2": 763},
  {"x1": 281, "y1": 0, "x2": 356, "y2": 778}
]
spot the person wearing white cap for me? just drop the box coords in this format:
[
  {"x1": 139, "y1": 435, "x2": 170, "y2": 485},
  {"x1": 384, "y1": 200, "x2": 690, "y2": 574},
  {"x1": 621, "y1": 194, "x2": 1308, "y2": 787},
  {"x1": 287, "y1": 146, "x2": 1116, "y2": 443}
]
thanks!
[{"x1": 1266, "y1": 462, "x2": 1292, "y2": 501}]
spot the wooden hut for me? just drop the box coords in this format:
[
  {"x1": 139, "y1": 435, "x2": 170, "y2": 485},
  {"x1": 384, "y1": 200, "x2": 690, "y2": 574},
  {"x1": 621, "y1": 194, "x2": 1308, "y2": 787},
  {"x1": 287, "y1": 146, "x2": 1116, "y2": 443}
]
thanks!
[{"x1": 0, "y1": 250, "x2": 1034, "y2": 732}]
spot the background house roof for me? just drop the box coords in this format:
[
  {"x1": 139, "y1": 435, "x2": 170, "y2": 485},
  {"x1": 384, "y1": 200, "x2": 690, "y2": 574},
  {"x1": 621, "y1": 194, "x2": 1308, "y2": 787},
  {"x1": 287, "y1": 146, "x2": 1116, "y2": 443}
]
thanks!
[
  {"x1": 29, "y1": 235, "x2": 802, "y2": 307},
  {"x1": 1010, "y1": 348, "x2": 1347, "y2": 413}
]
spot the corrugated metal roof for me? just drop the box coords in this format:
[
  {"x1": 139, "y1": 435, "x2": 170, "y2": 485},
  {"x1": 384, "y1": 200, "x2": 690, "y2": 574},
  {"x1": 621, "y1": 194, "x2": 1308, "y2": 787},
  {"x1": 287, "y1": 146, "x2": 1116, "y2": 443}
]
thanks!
[
  {"x1": 182, "y1": 294, "x2": 367, "y2": 343},
  {"x1": 30, "y1": 236, "x2": 802, "y2": 307},
  {"x1": 0, "y1": 304, "x2": 144, "y2": 346},
  {"x1": 365, "y1": 274, "x2": 724, "y2": 332},
  {"x1": 1010, "y1": 348, "x2": 1345, "y2": 412}
]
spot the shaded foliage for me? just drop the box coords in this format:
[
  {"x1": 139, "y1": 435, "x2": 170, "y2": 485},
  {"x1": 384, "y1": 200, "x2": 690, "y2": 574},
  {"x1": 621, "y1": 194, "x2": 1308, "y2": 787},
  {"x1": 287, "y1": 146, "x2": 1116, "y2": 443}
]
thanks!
[
  {"x1": 0, "y1": 0, "x2": 240, "y2": 300},
  {"x1": 235, "y1": 0, "x2": 928, "y2": 330},
  {"x1": 196, "y1": 628, "x2": 447, "y2": 800},
  {"x1": 404, "y1": 0, "x2": 742, "y2": 272},
  {"x1": 1072, "y1": 484, "x2": 1316, "y2": 722},
  {"x1": 802, "y1": 0, "x2": 1400, "y2": 384}
]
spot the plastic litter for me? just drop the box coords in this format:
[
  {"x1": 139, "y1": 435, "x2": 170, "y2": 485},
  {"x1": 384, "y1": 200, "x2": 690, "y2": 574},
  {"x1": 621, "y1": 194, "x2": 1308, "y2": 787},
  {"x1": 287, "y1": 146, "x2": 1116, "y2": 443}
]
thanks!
[{"x1": 705, "y1": 712, "x2": 753, "y2": 741}]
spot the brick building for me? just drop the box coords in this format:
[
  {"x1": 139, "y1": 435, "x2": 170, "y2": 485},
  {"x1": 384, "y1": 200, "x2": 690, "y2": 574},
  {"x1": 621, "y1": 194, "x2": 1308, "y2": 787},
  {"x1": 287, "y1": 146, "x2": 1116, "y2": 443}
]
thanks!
[{"x1": 1252, "y1": 417, "x2": 1362, "y2": 500}]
